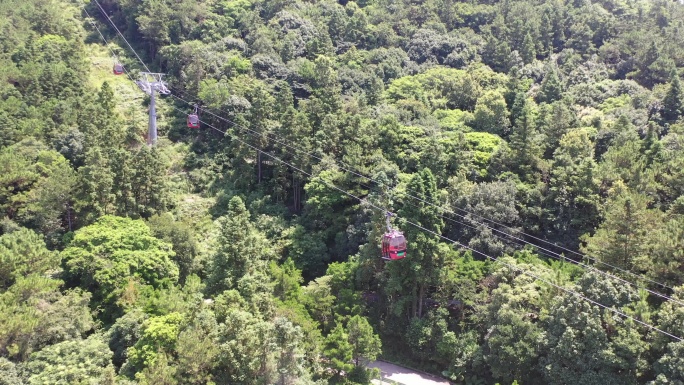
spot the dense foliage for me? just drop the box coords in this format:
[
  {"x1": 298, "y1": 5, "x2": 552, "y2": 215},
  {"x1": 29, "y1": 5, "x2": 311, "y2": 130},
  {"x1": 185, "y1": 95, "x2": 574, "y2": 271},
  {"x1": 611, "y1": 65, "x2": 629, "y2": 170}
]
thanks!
[{"x1": 1, "y1": 0, "x2": 683, "y2": 383}]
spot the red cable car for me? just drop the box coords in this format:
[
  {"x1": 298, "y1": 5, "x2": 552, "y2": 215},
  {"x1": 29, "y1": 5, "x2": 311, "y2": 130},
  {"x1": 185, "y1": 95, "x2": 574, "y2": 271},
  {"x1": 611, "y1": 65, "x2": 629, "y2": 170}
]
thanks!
[
  {"x1": 113, "y1": 63, "x2": 124, "y2": 75},
  {"x1": 187, "y1": 105, "x2": 200, "y2": 129},
  {"x1": 381, "y1": 212, "x2": 407, "y2": 260}
]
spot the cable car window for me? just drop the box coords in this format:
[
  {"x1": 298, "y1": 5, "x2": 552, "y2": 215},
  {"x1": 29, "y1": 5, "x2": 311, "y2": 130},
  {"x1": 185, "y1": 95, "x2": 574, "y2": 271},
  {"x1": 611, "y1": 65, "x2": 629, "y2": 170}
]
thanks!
[{"x1": 389, "y1": 236, "x2": 406, "y2": 248}]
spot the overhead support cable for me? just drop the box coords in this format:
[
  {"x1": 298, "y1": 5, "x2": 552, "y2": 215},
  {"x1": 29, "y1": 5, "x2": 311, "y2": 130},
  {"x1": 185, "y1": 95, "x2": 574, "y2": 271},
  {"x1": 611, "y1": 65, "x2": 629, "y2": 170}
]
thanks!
[
  {"x1": 169, "y1": 91, "x2": 684, "y2": 308},
  {"x1": 91, "y1": 0, "x2": 151, "y2": 73},
  {"x1": 166, "y1": 108, "x2": 684, "y2": 344},
  {"x1": 83, "y1": 0, "x2": 684, "y2": 309},
  {"x1": 162, "y1": 93, "x2": 680, "y2": 301}
]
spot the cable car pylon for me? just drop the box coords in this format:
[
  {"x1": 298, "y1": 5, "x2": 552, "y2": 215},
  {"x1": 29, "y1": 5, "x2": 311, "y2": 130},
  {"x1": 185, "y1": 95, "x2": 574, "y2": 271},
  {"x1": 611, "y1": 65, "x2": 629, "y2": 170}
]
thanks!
[{"x1": 135, "y1": 72, "x2": 170, "y2": 146}]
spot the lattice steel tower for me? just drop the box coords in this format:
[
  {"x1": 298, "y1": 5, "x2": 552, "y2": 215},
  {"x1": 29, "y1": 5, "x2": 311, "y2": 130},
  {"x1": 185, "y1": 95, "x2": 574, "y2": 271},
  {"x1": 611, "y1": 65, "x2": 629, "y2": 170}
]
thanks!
[{"x1": 135, "y1": 72, "x2": 170, "y2": 146}]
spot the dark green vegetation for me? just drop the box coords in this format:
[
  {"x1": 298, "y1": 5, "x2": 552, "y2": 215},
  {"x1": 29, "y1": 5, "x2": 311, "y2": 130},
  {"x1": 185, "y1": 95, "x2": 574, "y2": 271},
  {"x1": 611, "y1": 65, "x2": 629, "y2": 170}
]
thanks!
[{"x1": 1, "y1": 0, "x2": 684, "y2": 383}]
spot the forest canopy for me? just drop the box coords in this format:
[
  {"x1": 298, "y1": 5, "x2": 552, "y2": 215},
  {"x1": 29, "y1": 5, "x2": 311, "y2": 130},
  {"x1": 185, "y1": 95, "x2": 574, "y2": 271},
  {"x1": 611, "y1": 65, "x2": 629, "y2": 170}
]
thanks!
[{"x1": 0, "y1": 0, "x2": 684, "y2": 384}]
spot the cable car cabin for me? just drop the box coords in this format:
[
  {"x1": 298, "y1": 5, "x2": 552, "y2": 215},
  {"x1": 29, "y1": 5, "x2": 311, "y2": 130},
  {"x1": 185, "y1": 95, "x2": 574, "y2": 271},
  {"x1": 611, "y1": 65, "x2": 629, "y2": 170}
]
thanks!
[
  {"x1": 381, "y1": 230, "x2": 407, "y2": 260},
  {"x1": 187, "y1": 114, "x2": 200, "y2": 129},
  {"x1": 113, "y1": 63, "x2": 124, "y2": 75}
]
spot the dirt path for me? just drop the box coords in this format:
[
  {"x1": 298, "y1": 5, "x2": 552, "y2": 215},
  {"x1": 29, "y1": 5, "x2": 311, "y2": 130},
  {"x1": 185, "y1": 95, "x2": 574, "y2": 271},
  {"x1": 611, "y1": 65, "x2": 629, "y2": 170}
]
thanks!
[{"x1": 369, "y1": 360, "x2": 451, "y2": 385}]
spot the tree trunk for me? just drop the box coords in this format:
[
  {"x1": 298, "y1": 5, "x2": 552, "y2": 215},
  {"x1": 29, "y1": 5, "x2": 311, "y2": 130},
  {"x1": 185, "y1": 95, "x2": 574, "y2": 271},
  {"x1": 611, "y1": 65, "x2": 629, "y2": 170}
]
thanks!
[
  {"x1": 257, "y1": 150, "x2": 262, "y2": 183},
  {"x1": 418, "y1": 283, "x2": 425, "y2": 318},
  {"x1": 293, "y1": 174, "x2": 300, "y2": 212},
  {"x1": 412, "y1": 282, "x2": 418, "y2": 318},
  {"x1": 66, "y1": 202, "x2": 72, "y2": 231}
]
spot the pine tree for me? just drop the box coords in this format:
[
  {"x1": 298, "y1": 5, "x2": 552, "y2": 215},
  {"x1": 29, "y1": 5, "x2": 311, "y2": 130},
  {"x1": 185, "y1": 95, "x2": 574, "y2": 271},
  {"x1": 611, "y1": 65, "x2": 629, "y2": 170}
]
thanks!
[
  {"x1": 393, "y1": 169, "x2": 444, "y2": 318},
  {"x1": 272, "y1": 317, "x2": 308, "y2": 384},
  {"x1": 324, "y1": 324, "x2": 353, "y2": 377},
  {"x1": 538, "y1": 67, "x2": 563, "y2": 104},
  {"x1": 77, "y1": 147, "x2": 115, "y2": 222},
  {"x1": 366, "y1": 75, "x2": 384, "y2": 106},
  {"x1": 504, "y1": 67, "x2": 523, "y2": 108},
  {"x1": 509, "y1": 97, "x2": 543, "y2": 183},
  {"x1": 545, "y1": 129, "x2": 599, "y2": 249},
  {"x1": 662, "y1": 70, "x2": 684, "y2": 123},
  {"x1": 636, "y1": 41, "x2": 660, "y2": 86},
  {"x1": 0, "y1": 228, "x2": 58, "y2": 289},
  {"x1": 510, "y1": 91, "x2": 527, "y2": 128},
  {"x1": 207, "y1": 196, "x2": 270, "y2": 296},
  {"x1": 582, "y1": 185, "x2": 661, "y2": 271},
  {"x1": 540, "y1": 10, "x2": 554, "y2": 57},
  {"x1": 521, "y1": 32, "x2": 536, "y2": 64},
  {"x1": 538, "y1": 100, "x2": 578, "y2": 158},
  {"x1": 566, "y1": 21, "x2": 594, "y2": 55},
  {"x1": 131, "y1": 147, "x2": 168, "y2": 218},
  {"x1": 90, "y1": 81, "x2": 121, "y2": 150},
  {"x1": 346, "y1": 315, "x2": 381, "y2": 367},
  {"x1": 641, "y1": 122, "x2": 663, "y2": 166},
  {"x1": 110, "y1": 148, "x2": 135, "y2": 216}
]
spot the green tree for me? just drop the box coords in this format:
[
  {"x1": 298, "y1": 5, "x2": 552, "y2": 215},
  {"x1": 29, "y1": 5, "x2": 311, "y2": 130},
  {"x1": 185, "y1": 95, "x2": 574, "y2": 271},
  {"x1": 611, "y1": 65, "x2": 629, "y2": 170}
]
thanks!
[
  {"x1": 393, "y1": 168, "x2": 444, "y2": 318},
  {"x1": 521, "y1": 31, "x2": 536, "y2": 64},
  {"x1": 539, "y1": 9, "x2": 555, "y2": 56},
  {"x1": 147, "y1": 214, "x2": 199, "y2": 284},
  {"x1": 174, "y1": 311, "x2": 219, "y2": 384},
  {"x1": 597, "y1": 125, "x2": 654, "y2": 195},
  {"x1": 631, "y1": 41, "x2": 672, "y2": 87},
  {"x1": 405, "y1": 307, "x2": 455, "y2": 365},
  {"x1": 539, "y1": 268, "x2": 648, "y2": 384},
  {"x1": 650, "y1": 342, "x2": 684, "y2": 385},
  {"x1": 60, "y1": 216, "x2": 178, "y2": 320},
  {"x1": 213, "y1": 308, "x2": 275, "y2": 384},
  {"x1": 307, "y1": 56, "x2": 342, "y2": 130},
  {"x1": 0, "y1": 275, "x2": 94, "y2": 361},
  {"x1": 130, "y1": 147, "x2": 170, "y2": 218},
  {"x1": 537, "y1": 67, "x2": 563, "y2": 104},
  {"x1": 76, "y1": 147, "x2": 115, "y2": 223},
  {"x1": 273, "y1": 316, "x2": 309, "y2": 385},
  {"x1": 123, "y1": 312, "x2": 185, "y2": 377},
  {"x1": 323, "y1": 323, "x2": 353, "y2": 377},
  {"x1": 0, "y1": 142, "x2": 76, "y2": 240},
  {"x1": 22, "y1": 335, "x2": 116, "y2": 385},
  {"x1": 0, "y1": 358, "x2": 21, "y2": 385},
  {"x1": 460, "y1": 181, "x2": 520, "y2": 257},
  {"x1": 346, "y1": 315, "x2": 381, "y2": 367},
  {"x1": 20, "y1": 151, "x2": 76, "y2": 240},
  {"x1": 566, "y1": 21, "x2": 594, "y2": 54},
  {"x1": 545, "y1": 129, "x2": 600, "y2": 249},
  {"x1": 509, "y1": 90, "x2": 527, "y2": 128},
  {"x1": 654, "y1": 287, "x2": 684, "y2": 353},
  {"x1": 582, "y1": 185, "x2": 661, "y2": 272},
  {"x1": 662, "y1": 70, "x2": 684, "y2": 124},
  {"x1": 485, "y1": 309, "x2": 543, "y2": 384},
  {"x1": 0, "y1": 227, "x2": 58, "y2": 289},
  {"x1": 507, "y1": 97, "x2": 543, "y2": 183},
  {"x1": 0, "y1": 225, "x2": 93, "y2": 360},
  {"x1": 137, "y1": 352, "x2": 177, "y2": 385},
  {"x1": 483, "y1": 260, "x2": 549, "y2": 384},
  {"x1": 537, "y1": 100, "x2": 578, "y2": 158},
  {"x1": 207, "y1": 196, "x2": 271, "y2": 296},
  {"x1": 472, "y1": 90, "x2": 510, "y2": 136},
  {"x1": 302, "y1": 275, "x2": 336, "y2": 333},
  {"x1": 108, "y1": 308, "x2": 148, "y2": 368},
  {"x1": 641, "y1": 122, "x2": 663, "y2": 167},
  {"x1": 648, "y1": 216, "x2": 684, "y2": 288},
  {"x1": 88, "y1": 81, "x2": 121, "y2": 150}
]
